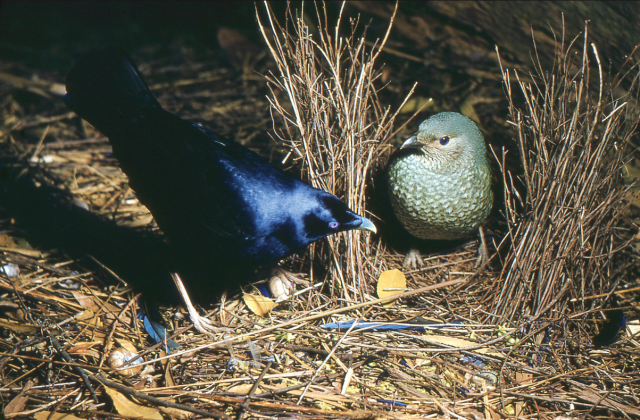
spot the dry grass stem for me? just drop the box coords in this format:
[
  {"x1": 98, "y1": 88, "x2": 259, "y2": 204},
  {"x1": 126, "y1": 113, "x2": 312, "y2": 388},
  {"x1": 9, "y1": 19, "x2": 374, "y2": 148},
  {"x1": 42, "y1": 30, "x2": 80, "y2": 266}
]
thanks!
[
  {"x1": 258, "y1": 2, "x2": 414, "y2": 302},
  {"x1": 491, "y1": 23, "x2": 640, "y2": 324}
]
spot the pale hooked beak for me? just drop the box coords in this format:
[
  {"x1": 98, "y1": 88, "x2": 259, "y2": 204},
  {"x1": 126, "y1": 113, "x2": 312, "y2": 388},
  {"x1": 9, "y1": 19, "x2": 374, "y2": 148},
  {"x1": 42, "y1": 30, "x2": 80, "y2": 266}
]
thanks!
[
  {"x1": 357, "y1": 216, "x2": 377, "y2": 234},
  {"x1": 399, "y1": 135, "x2": 422, "y2": 150}
]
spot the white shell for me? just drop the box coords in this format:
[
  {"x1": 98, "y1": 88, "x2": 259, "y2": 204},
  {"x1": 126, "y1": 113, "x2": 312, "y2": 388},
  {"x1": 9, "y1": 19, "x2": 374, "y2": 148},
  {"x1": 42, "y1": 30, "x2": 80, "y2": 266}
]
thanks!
[{"x1": 108, "y1": 347, "x2": 143, "y2": 376}]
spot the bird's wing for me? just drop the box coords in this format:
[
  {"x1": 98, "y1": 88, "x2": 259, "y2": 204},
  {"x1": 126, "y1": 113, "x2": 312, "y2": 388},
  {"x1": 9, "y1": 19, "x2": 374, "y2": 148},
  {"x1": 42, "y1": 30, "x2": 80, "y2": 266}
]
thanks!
[{"x1": 108, "y1": 108, "x2": 295, "y2": 258}]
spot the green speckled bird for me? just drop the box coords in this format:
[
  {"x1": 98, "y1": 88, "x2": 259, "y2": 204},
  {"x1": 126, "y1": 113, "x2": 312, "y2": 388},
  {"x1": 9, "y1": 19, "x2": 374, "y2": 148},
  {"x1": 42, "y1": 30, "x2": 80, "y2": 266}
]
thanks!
[{"x1": 386, "y1": 112, "x2": 493, "y2": 267}]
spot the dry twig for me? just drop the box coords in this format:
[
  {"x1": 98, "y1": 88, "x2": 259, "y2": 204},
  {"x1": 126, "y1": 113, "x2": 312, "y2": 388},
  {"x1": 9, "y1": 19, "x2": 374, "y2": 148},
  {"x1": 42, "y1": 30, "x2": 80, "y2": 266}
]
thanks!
[
  {"x1": 491, "y1": 23, "x2": 639, "y2": 323},
  {"x1": 258, "y1": 1, "x2": 414, "y2": 302}
]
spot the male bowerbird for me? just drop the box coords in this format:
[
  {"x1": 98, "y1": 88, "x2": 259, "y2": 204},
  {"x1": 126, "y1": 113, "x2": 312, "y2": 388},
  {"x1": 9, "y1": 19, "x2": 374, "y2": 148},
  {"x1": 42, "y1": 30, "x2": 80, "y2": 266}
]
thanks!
[{"x1": 64, "y1": 48, "x2": 376, "y2": 333}]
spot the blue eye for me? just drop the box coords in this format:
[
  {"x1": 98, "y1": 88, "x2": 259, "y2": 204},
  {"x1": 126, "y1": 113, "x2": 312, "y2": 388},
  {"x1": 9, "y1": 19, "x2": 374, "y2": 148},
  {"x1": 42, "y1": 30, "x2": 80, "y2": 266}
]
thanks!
[
  {"x1": 329, "y1": 221, "x2": 339, "y2": 229},
  {"x1": 439, "y1": 136, "x2": 450, "y2": 145}
]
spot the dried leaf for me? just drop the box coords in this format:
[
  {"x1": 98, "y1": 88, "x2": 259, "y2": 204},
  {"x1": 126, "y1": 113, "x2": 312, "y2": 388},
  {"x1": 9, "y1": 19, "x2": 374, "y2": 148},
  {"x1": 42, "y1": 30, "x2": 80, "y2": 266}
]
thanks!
[
  {"x1": 515, "y1": 371, "x2": 533, "y2": 386},
  {"x1": 228, "y1": 383, "x2": 262, "y2": 394},
  {"x1": 67, "y1": 341, "x2": 100, "y2": 355},
  {"x1": 159, "y1": 350, "x2": 175, "y2": 387},
  {"x1": 575, "y1": 386, "x2": 640, "y2": 416},
  {"x1": 0, "y1": 319, "x2": 39, "y2": 334},
  {"x1": 34, "y1": 412, "x2": 85, "y2": 420},
  {"x1": 158, "y1": 406, "x2": 193, "y2": 419},
  {"x1": 0, "y1": 234, "x2": 40, "y2": 257},
  {"x1": 115, "y1": 338, "x2": 139, "y2": 353},
  {"x1": 0, "y1": 301, "x2": 25, "y2": 322},
  {"x1": 377, "y1": 269, "x2": 407, "y2": 308},
  {"x1": 102, "y1": 301, "x2": 131, "y2": 323},
  {"x1": 104, "y1": 387, "x2": 163, "y2": 420},
  {"x1": 71, "y1": 291, "x2": 100, "y2": 311},
  {"x1": 243, "y1": 293, "x2": 276, "y2": 317},
  {"x1": 3, "y1": 379, "x2": 33, "y2": 415}
]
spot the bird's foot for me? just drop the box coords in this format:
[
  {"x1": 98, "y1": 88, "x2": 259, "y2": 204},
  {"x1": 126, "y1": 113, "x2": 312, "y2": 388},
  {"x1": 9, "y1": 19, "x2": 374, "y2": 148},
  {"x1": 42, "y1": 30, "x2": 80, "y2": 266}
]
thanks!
[
  {"x1": 188, "y1": 311, "x2": 220, "y2": 336},
  {"x1": 474, "y1": 227, "x2": 489, "y2": 268},
  {"x1": 474, "y1": 244, "x2": 488, "y2": 268},
  {"x1": 403, "y1": 248, "x2": 425, "y2": 270},
  {"x1": 171, "y1": 273, "x2": 220, "y2": 336},
  {"x1": 269, "y1": 268, "x2": 310, "y2": 302}
]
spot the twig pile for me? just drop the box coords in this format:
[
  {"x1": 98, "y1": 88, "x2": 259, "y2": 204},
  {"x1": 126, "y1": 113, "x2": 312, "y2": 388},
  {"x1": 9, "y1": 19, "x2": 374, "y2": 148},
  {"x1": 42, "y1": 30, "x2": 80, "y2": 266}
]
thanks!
[
  {"x1": 258, "y1": 2, "x2": 417, "y2": 301},
  {"x1": 490, "y1": 25, "x2": 640, "y2": 324}
]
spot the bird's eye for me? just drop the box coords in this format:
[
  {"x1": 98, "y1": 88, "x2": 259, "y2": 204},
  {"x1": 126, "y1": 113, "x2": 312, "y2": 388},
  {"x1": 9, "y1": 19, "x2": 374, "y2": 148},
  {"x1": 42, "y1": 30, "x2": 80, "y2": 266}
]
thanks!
[
  {"x1": 439, "y1": 136, "x2": 450, "y2": 145},
  {"x1": 329, "y1": 221, "x2": 339, "y2": 229}
]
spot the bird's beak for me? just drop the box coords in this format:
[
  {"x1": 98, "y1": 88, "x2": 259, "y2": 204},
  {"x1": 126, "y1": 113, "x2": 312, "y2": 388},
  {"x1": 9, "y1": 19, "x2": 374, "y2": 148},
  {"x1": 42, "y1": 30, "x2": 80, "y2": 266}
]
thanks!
[
  {"x1": 399, "y1": 135, "x2": 422, "y2": 150},
  {"x1": 357, "y1": 216, "x2": 377, "y2": 234}
]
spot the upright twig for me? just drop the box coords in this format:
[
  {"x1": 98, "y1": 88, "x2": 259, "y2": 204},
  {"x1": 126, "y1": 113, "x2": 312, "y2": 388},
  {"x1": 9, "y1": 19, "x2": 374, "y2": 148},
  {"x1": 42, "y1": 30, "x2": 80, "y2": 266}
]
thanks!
[
  {"x1": 258, "y1": 1, "x2": 412, "y2": 302},
  {"x1": 491, "y1": 23, "x2": 639, "y2": 324}
]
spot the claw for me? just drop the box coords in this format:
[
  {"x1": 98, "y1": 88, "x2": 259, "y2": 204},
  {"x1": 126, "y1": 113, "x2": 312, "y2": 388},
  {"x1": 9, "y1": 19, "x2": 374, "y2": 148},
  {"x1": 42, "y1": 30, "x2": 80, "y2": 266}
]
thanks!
[
  {"x1": 403, "y1": 248, "x2": 424, "y2": 269},
  {"x1": 269, "y1": 268, "x2": 310, "y2": 301},
  {"x1": 171, "y1": 273, "x2": 220, "y2": 336}
]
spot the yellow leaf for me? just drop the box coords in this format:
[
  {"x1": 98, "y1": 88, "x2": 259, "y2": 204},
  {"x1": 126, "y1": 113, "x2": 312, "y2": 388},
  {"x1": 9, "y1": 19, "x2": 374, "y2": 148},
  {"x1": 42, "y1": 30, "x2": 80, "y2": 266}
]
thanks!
[
  {"x1": 377, "y1": 269, "x2": 407, "y2": 307},
  {"x1": 243, "y1": 293, "x2": 276, "y2": 317},
  {"x1": 314, "y1": 401, "x2": 335, "y2": 410},
  {"x1": 504, "y1": 404, "x2": 515, "y2": 415},
  {"x1": 104, "y1": 387, "x2": 163, "y2": 420}
]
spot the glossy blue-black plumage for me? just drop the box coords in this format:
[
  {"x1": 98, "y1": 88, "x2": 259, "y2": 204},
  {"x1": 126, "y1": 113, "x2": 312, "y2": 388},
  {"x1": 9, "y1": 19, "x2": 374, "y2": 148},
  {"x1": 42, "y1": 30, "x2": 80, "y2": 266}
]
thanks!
[{"x1": 64, "y1": 48, "x2": 374, "y2": 296}]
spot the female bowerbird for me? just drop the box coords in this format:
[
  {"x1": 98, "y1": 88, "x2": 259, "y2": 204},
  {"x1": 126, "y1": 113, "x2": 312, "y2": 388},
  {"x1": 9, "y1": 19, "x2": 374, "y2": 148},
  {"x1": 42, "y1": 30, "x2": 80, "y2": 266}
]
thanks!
[{"x1": 386, "y1": 112, "x2": 492, "y2": 268}]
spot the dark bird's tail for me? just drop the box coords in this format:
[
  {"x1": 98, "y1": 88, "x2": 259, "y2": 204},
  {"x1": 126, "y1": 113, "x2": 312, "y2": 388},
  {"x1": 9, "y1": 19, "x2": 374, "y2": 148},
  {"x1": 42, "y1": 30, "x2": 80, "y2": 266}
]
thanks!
[{"x1": 64, "y1": 48, "x2": 161, "y2": 135}]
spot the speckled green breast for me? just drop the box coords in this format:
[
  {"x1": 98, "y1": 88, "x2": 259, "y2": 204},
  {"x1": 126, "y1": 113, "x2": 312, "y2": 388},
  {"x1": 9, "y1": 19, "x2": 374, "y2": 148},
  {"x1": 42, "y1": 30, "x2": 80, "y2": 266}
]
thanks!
[{"x1": 387, "y1": 153, "x2": 493, "y2": 240}]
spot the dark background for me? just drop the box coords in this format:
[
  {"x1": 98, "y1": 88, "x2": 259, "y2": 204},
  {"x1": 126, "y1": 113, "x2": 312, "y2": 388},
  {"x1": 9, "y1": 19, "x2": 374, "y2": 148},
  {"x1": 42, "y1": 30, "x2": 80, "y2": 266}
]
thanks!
[
  {"x1": 2, "y1": 1, "x2": 638, "y2": 124},
  {"x1": 0, "y1": 2, "x2": 262, "y2": 66},
  {"x1": 3, "y1": 1, "x2": 638, "y2": 133}
]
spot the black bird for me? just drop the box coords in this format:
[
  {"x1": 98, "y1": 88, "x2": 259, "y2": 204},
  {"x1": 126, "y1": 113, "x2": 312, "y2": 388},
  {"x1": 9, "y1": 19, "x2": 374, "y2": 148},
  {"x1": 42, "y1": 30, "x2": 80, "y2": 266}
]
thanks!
[{"x1": 64, "y1": 48, "x2": 376, "y2": 333}]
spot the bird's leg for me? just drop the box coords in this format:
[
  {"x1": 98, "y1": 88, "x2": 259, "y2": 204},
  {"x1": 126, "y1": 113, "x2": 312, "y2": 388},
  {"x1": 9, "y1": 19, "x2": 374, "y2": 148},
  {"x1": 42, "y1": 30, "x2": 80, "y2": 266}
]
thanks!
[
  {"x1": 474, "y1": 226, "x2": 489, "y2": 268},
  {"x1": 171, "y1": 273, "x2": 218, "y2": 336},
  {"x1": 403, "y1": 248, "x2": 425, "y2": 270},
  {"x1": 269, "y1": 268, "x2": 310, "y2": 302}
]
